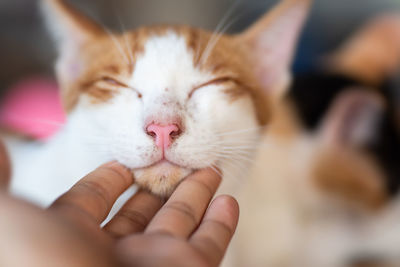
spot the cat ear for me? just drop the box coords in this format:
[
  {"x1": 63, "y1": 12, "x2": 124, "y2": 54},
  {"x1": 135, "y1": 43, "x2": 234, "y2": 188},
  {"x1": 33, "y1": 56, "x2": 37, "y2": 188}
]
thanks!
[
  {"x1": 319, "y1": 88, "x2": 385, "y2": 148},
  {"x1": 328, "y1": 14, "x2": 400, "y2": 86},
  {"x1": 237, "y1": 0, "x2": 313, "y2": 99},
  {"x1": 41, "y1": 0, "x2": 104, "y2": 47},
  {"x1": 41, "y1": 0, "x2": 105, "y2": 97}
]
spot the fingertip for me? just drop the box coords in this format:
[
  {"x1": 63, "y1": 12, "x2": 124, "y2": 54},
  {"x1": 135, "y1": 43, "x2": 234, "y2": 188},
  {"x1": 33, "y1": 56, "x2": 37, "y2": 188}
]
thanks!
[
  {"x1": 210, "y1": 195, "x2": 240, "y2": 229},
  {"x1": 50, "y1": 161, "x2": 134, "y2": 224},
  {"x1": 189, "y1": 195, "x2": 240, "y2": 266},
  {"x1": 197, "y1": 167, "x2": 222, "y2": 179},
  {"x1": 209, "y1": 165, "x2": 223, "y2": 176},
  {"x1": 99, "y1": 161, "x2": 134, "y2": 184},
  {"x1": 146, "y1": 168, "x2": 223, "y2": 238},
  {"x1": 187, "y1": 167, "x2": 222, "y2": 187}
]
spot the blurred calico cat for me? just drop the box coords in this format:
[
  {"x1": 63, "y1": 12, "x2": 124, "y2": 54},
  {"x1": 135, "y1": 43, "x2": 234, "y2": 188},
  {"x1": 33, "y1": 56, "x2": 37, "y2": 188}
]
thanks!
[
  {"x1": 225, "y1": 14, "x2": 400, "y2": 267},
  {"x1": 290, "y1": 14, "x2": 400, "y2": 195}
]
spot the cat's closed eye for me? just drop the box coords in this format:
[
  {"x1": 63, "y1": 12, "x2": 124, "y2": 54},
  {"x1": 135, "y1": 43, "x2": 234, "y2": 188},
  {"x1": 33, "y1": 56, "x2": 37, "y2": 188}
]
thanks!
[
  {"x1": 98, "y1": 77, "x2": 142, "y2": 98},
  {"x1": 189, "y1": 77, "x2": 236, "y2": 98}
]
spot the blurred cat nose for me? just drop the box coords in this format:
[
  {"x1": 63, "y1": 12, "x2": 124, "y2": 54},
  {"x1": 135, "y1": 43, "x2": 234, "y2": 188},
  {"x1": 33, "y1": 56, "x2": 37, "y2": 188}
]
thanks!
[{"x1": 146, "y1": 123, "x2": 181, "y2": 149}]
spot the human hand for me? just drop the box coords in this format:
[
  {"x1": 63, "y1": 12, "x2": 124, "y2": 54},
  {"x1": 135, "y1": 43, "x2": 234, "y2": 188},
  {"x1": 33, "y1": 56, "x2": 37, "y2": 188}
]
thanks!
[
  {"x1": 0, "y1": 160, "x2": 238, "y2": 267},
  {"x1": 0, "y1": 141, "x2": 10, "y2": 188},
  {"x1": 109, "y1": 168, "x2": 239, "y2": 267}
]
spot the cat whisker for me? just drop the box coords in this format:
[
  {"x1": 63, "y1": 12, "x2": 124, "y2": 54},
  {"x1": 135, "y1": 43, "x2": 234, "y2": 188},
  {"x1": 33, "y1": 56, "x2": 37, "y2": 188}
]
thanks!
[
  {"x1": 182, "y1": 144, "x2": 262, "y2": 154},
  {"x1": 202, "y1": 145, "x2": 257, "y2": 154},
  {"x1": 216, "y1": 149, "x2": 257, "y2": 155},
  {"x1": 216, "y1": 153, "x2": 254, "y2": 164},
  {"x1": 115, "y1": 13, "x2": 135, "y2": 68},
  {"x1": 186, "y1": 140, "x2": 260, "y2": 146},
  {"x1": 214, "y1": 133, "x2": 261, "y2": 139},
  {"x1": 194, "y1": 0, "x2": 237, "y2": 64},
  {"x1": 194, "y1": 158, "x2": 226, "y2": 180},
  {"x1": 225, "y1": 154, "x2": 251, "y2": 171},
  {"x1": 198, "y1": 0, "x2": 241, "y2": 65},
  {"x1": 101, "y1": 24, "x2": 130, "y2": 66},
  {"x1": 201, "y1": 148, "x2": 253, "y2": 156},
  {"x1": 200, "y1": 149, "x2": 255, "y2": 165},
  {"x1": 203, "y1": 143, "x2": 261, "y2": 149},
  {"x1": 218, "y1": 148, "x2": 256, "y2": 156},
  {"x1": 209, "y1": 165, "x2": 223, "y2": 178},
  {"x1": 214, "y1": 126, "x2": 267, "y2": 137},
  {"x1": 209, "y1": 147, "x2": 255, "y2": 157},
  {"x1": 210, "y1": 159, "x2": 236, "y2": 181},
  {"x1": 183, "y1": 144, "x2": 258, "y2": 153},
  {"x1": 225, "y1": 140, "x2": 269, "y2": 146},
  {"x1": 213, "y1": 141, "x2": 261, "y2": 146},
  {"x1": 206, "y1": 136, "x2": 263, "y2": 143},
  {"x1": 199, "y1": 17, "x2": 240, "y2": 66},
  {"x1": 211, "y1": 139, "x2": 263, "y2": 147},
  {"x1": 199, "y1": 3, "x2": 259, "y2": 66},
  {"x1": 220, "y1": 157, "x2": 248, "y2": 183}
]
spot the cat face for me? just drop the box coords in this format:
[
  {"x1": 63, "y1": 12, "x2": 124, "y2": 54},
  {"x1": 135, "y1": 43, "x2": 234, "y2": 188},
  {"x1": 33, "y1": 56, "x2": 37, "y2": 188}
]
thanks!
[
  {"x1": 42, "y1": 0, "x2": 312, "y2": 196},
  {"x1": 70, "y1": 28, "x2": 262, "y2": 196}
]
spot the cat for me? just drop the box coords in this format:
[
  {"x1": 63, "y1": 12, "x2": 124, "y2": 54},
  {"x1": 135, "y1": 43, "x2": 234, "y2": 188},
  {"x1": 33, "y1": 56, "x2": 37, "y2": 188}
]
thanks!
[
  {"x1": 289, "y1": 13, "x2": 400, "y2": 195},
  {"x1": 225, "y1": 15, "x2": 400, "y2": 267},
  {"x1": 5, "y1": 0, "x2": 313, "y2": 207},
  {"x1": 225, "y1": 85, "x2": 400, "y2": 267}
]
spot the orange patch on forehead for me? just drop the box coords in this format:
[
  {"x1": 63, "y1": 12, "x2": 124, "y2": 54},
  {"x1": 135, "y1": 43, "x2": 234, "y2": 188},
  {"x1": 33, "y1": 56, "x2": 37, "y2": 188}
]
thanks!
[
  {"x1": 61, "y1": 29, "x2": 152, "y2": 110},
  {"x1": 103, "y1": 65, "x2": 121, "y2": 74},
  {"x1": 60, "y1": 25, "x2": 272, "y2": 126},
  {"x1": 180, "y1": 27, "x2": 273, "y2": 125}
]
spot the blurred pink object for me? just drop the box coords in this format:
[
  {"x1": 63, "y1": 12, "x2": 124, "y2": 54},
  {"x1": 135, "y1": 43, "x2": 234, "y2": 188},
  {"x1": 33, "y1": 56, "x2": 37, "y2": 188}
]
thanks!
[{"x1": 0, "y1": 77, "x2": 66, "y2": 140}]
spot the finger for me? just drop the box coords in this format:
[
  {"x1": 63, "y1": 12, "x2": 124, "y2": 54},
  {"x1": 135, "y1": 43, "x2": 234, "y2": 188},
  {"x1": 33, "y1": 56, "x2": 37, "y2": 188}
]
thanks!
[
  {"x1": 104, "y1": 190, "x2": 164, "y2": 238},
  {"x1": 190, "y1": 195, "x2": 239, "y2": 267},
  {"x1": 0, "y1": 141, "x2": 11, "y2": 189},
  {"x1": 146, "y1": 168, "x2": 221, "y2": 238},
  {"x1": 50, "y1": 161, "x2": 133, "y2": 225}
]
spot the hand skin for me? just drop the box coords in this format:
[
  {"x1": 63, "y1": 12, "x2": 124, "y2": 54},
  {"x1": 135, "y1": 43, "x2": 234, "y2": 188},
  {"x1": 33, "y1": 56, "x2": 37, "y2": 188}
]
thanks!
[
  {"x1": 0, "y1": 141, "x2": 10, "y2": 188},
  {"x1": 0, "y1": 158, "x2": 239, "y2": 267}
]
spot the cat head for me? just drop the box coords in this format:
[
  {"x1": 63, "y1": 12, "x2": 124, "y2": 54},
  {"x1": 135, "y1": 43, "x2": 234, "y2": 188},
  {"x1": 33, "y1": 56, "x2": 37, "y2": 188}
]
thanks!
[
  {"x1": 313, "y1": 88, "x2": 390, "y2": 209},
  {"x1": 42, "y1": 0, "x2": 312, "y2": 196}
]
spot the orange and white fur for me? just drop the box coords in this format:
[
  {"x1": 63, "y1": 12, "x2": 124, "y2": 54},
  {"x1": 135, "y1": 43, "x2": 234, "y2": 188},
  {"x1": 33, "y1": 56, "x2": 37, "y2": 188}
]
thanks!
[
  {"x1": 227, "y1": 91, "x2": 400, "y2": 267},
  {"x1": 227, "y1": 15, "x2": 400, "y2": 267},
  {"x1": 7, "y1": 0, "x2": 312, "y2": 207}
]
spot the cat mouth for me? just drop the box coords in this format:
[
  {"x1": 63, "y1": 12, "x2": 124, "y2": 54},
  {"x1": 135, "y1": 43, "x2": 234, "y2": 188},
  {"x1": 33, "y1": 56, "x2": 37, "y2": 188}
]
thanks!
[
  {"x1": 137, "y1": 159, "x2": 191, "y2": 172},
  {"x1": 147, "y1": 159, "x2": 185, "y2": 169},
  {"x1": 132, "y1": 159, "x2": 194, "y2": 197}
]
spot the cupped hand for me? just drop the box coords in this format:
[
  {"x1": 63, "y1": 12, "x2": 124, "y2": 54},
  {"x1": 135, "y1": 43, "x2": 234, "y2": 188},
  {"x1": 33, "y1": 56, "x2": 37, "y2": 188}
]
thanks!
[
  {"x1": 110, "y1": 168, "x2": 238, "y2": 267},
  {"x1": 0, "y1": 160, "x2": 239, "y2": 267}
]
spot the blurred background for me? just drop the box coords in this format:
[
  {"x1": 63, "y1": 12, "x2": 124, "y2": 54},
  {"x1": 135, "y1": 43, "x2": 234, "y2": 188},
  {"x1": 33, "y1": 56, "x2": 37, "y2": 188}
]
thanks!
[{"x1": 1, "y1": 0, "x2": 400, "y2": 96}]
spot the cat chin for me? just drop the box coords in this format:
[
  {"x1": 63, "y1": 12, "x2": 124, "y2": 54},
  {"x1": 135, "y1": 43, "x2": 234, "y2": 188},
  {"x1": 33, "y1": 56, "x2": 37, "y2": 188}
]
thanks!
[{"x1": 133, "y1": 161, "x2": 193, "y2": 197}]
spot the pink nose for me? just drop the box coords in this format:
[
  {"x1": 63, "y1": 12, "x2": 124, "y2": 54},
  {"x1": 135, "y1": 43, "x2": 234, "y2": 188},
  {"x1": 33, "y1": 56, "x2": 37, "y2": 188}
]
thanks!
[{"x1": 146, "y1": 123, "x2": 181, "y2": 150}]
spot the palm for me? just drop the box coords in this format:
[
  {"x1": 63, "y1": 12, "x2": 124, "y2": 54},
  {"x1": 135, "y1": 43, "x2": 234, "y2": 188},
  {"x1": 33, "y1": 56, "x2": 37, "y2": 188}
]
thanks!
[{"x1": 50, "y1": 163, "x2": 239, "y2": 267}]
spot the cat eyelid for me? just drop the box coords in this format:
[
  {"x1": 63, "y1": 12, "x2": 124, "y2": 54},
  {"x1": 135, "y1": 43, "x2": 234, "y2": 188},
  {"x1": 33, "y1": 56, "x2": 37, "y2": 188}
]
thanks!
[
  {"x1": 100, "y1": 76, "x2": 142, "y2": 98},
  {"x1": 189, "y1": 77, "x2": 235, "y2": 98}
]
